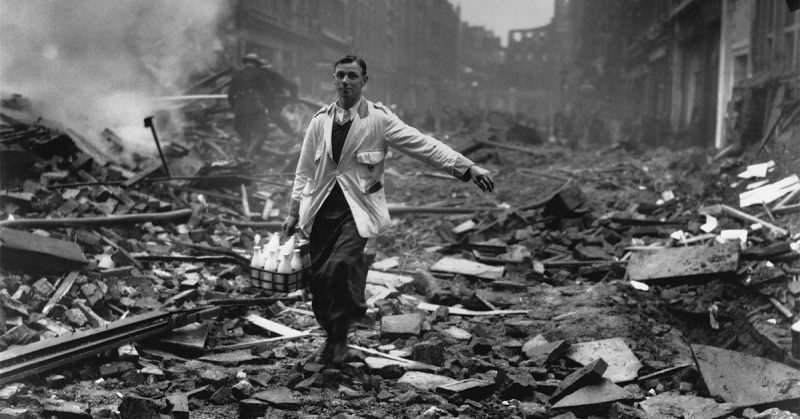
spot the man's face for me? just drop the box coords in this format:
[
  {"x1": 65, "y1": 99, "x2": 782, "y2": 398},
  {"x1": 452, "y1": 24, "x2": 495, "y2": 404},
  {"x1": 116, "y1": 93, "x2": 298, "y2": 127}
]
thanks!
[{"x1": 333, "y1": 62, "x2": 367, "y2": 104}]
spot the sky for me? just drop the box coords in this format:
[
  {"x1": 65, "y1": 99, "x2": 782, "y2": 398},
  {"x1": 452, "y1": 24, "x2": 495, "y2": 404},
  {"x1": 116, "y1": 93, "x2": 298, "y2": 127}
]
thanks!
[{"x1": 453, "y1": 0, "x2": 555, "y2": 46}]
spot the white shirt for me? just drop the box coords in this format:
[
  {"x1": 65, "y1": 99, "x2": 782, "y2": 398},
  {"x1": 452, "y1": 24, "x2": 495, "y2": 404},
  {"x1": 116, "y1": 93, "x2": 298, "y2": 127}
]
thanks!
[{"x1": 334, "y1": 98, "x2": 361, "y2": 125}]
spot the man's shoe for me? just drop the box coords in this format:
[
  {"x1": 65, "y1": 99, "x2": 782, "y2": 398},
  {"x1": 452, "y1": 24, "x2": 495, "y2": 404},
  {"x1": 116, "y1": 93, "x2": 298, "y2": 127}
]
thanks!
[{"x1": 329, "y1": 342, "x2": 364, "y2": 365}]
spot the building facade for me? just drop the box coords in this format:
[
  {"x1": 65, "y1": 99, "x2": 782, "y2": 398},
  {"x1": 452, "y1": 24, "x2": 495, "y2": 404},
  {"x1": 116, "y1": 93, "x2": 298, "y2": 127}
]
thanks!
[{"x1": 232, "y1": 0, "x2": 460, "y2": 112}]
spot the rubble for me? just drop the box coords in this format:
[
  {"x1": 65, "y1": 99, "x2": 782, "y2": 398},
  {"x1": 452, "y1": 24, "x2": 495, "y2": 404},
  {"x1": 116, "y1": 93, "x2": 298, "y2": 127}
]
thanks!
[{"x1": 2, "y1": 97, "x2": 800, "y2": 418}]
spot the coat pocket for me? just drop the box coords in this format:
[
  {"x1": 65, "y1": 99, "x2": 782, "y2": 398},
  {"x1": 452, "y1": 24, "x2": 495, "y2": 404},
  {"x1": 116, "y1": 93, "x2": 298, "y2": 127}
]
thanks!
[{"x1": 356, "y1": 150, "x2": 385, "y2": 194}]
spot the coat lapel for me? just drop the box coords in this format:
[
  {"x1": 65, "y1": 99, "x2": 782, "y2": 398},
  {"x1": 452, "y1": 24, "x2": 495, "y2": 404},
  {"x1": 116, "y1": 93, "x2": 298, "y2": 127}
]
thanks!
[
  {"x1": 323, "y1": 105, "x2": 334, "y2": 162},
  {"x1": 340, "y1": 99, "x2": 370, "y2": 165}
]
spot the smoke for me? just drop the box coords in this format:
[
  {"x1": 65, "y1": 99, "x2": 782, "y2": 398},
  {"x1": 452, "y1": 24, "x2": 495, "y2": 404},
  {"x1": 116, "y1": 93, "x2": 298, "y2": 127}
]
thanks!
[{"x1": 0, "y1": 0, "x2": 231, "y2": 167}]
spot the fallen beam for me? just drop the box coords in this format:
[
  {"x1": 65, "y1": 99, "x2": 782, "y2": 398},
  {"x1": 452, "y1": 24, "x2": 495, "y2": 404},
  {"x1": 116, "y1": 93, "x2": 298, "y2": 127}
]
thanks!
[{"x1": 0, "y1": 209, "x2": 193, "y2": 229}]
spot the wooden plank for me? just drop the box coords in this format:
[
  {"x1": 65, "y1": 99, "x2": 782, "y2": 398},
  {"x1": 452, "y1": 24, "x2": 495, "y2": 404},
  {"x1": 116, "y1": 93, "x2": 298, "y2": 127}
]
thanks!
[
  {"x1": 209, "y1": 331, "x2": 310, "y2": 352},
  {"x1": 417, "y1": 301, "x2": 528, "y2": 316},
  {"x1": 626, "y1": 243, "x2": 739, "y2": 283},
  {"x1": 348, "y1": 344, "x2": 438, "y2": 372},
  {"x1": 245, "y1": 314, "x2": 304, "y2": 337},
  {"x1": 122, "y1": 164, "x2": 162, "y2": 188},
  {"x1": 429, "y1": 256, "x2": 504, "y2": 281},
  {"x1": 42, "y1": 271, "x2": 79, "y2": 315},
  {"x1": 716, "y1": 204, "x2": 789, "y2": 236},
  {"x1": 0, "y1": 228, "x2": 89, "y2": 275},
  {"x1": 0, "y1": 209, "x2": 193, "y2": 229}
]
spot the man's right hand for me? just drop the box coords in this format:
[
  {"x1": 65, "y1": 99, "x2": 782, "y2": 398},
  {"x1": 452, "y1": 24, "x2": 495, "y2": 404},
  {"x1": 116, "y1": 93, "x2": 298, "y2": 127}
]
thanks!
[{"x1": 281, "y1": 215, "x2": 298, "y2": 239}]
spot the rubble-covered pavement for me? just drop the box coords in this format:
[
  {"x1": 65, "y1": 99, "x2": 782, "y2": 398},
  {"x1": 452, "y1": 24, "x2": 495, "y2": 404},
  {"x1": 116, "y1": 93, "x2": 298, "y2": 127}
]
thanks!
[{"x1": 1, "y1": 94, "x2": 800, "y2": 419}]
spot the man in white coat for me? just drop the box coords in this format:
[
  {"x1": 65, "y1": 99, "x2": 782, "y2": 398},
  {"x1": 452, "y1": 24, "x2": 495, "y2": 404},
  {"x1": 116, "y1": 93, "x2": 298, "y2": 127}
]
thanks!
[{"x1": 282, "y1": 55, "x2": 494, "y2": 365}]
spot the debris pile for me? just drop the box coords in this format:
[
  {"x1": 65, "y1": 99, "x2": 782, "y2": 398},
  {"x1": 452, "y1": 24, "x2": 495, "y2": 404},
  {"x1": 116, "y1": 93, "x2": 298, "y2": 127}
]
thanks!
[{"x1": 1, "y1": 102, "x2": 799, "y2": 418}]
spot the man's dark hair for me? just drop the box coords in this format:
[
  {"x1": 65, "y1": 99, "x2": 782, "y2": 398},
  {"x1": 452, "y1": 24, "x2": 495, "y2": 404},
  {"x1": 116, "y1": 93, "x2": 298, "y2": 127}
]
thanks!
[{"x1": 333, "y1": 55, "x2": 367, "y2": 76}]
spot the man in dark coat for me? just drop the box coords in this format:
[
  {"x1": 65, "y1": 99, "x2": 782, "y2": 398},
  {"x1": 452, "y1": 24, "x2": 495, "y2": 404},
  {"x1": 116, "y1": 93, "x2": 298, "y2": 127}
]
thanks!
[{"x1": 228, "y1": 53, "x2": 299, "y2": 152}]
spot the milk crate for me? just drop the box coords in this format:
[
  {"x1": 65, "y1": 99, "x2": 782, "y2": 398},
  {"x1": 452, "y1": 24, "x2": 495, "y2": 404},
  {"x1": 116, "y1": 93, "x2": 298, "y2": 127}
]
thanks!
[
  {"x1": 249, "y1": 266, "x2": 309, "y2": 293},
  {"x1": 249, "y1": 240, "x2": 311, "y2": 293}
]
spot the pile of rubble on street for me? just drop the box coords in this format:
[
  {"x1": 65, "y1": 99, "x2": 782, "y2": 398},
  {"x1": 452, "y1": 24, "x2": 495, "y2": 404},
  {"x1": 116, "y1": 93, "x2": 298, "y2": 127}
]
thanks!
[{"x1": 1, "y1": 95, "x2": 799, "y2": 419}]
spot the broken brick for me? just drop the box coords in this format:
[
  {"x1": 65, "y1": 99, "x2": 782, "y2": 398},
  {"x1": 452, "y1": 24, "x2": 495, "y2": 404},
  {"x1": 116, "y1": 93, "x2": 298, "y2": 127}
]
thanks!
[
  {"x1": 232, "y1": 380, "x2": 255, "y2": 400},
  {"x1": 411, "y1": 339, "x2": 445, "y2": 366},
  {"x1": 117, "y1": 394, "x2": 164, "y2": 419}
]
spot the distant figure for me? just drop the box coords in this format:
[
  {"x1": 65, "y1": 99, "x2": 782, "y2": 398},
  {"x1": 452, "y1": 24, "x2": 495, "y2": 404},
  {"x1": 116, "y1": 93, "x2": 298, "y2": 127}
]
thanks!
[{"x1": 227, "y1": 53, "x2": 299, "y2": 152}]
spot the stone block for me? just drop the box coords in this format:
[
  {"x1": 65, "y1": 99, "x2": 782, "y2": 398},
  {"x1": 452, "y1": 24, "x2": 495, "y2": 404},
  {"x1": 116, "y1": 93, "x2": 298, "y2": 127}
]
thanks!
[
  {"x1": 380, "y1": 313, "x2": 424, "y2": 338},
  {"x1": 117, "y1": 395, "x2": 163, "y2": 419}
]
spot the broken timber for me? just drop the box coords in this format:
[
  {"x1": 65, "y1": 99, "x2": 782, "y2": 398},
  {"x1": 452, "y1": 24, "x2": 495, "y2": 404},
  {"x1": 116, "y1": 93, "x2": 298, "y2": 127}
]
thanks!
[
  {"x1": 0, "y1": 209, "x2": 193, "y2": 229},
  {"x1": 704, "y1": 204, "x2": 789, "y2": 237},
  {"x1": 0, "y1": 307, "x2": 219, "y2": 385},
  {"x1": 41, "y1": 271, "x2": 79, "y2": 315}
]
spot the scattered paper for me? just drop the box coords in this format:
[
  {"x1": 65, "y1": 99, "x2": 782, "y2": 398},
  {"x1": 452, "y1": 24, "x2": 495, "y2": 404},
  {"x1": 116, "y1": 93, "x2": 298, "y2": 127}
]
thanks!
[
  {"x1": 700, "y1": 214, "x2": 718, "y2": 233},
  {"x1": 739, "y1": 174, "x2": 800, "y2": 207},
  {"x1": 630, "y1": 280, "x2": 649, "y2": 291},
  {"x1": 737, "y1": 161, "x2": 775, "y2": 179},
  {"x1": 670, "y1": 230, "x2": 687, "y2": 241}
]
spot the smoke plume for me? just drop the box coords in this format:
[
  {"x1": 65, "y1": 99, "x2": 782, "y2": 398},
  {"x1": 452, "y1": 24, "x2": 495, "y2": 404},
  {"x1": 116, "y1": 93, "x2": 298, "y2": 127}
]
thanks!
[{"x1": 0, "y1": 0, "x2": 230, "y2": 167}]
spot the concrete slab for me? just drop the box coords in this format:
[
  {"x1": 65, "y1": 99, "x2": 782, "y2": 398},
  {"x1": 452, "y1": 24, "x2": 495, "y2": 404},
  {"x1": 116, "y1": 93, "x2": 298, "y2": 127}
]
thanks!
[
  {"x1": 626, "y1": 243, "x2": 738, "y2": 283},
  {"x1": 158, "y1": 322, "x2": 208, "y2": 353},
  {"x1": 550, "y1": 358, "x2": 608, "y2": 403},
  {"x1": 397, "y1": 371, "x2": 457, "y2": 391},
  {"x1": 640, "y1": 393, "x2": 735, "y2": 419},
  {"x1": 566, "y1": 338, "x2": 643, "y2": 383},
  {"x1": 380, "y1": 313, "x2": 424, "y2": 338},
  {"x1": 691, "y1": 344, "x2": 800, "y2": 408},
  {"x1": 252, "y1": 387, "x2": 300, "y2": 409},
  {"x1": 430, "y1": 256, "x2": 504, "y2": 281},
  {"x1": 551, "y1": 378, "x2": 634, "y2": 410}
]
